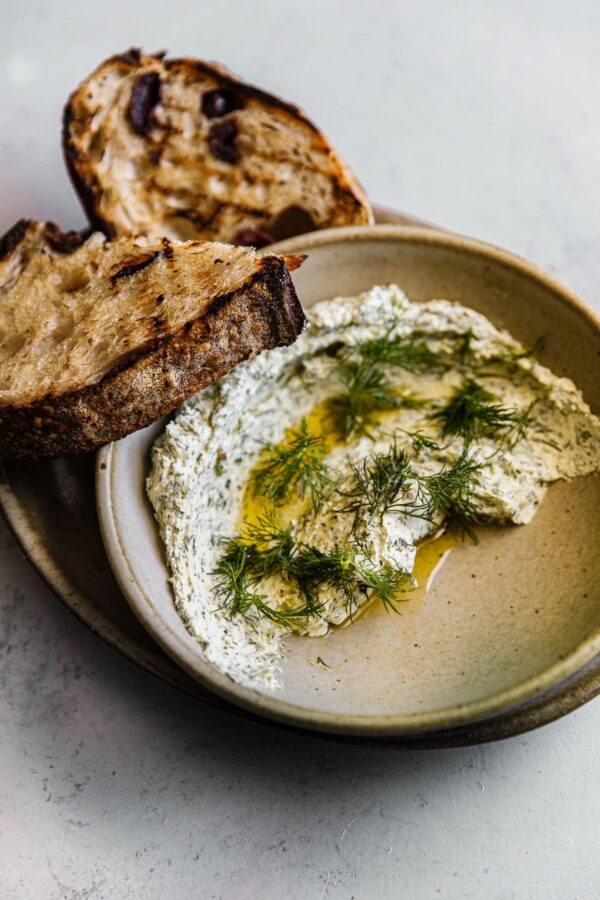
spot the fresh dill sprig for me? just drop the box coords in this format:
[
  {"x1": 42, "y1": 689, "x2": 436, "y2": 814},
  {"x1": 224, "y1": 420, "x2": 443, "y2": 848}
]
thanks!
[
  {"x1": 353, "y1": 558, "x2": 414, "y2": 612},
  {"x1": 339, "y1": 443, "x2": 483, "y2": 541},
  {"x1": 432, "y1": 380, "x2": 530, "y2": 444},
  {"x1": 212, "y1": 546, "x2": 266, "y2": 618},
  {"x1": 252, "y1": 418, "x2": 333, "y2": 510},
  {"x1": 213, "y1": 513, "x2": 320, "y2": 626},
  {"x1": 339, "y1": 443, "x2": 415, "y2": 524},
  {"x1": 213, "y1": 553, "x2": 314, "y2": 627},
  {"x1": 354, "y1": 331, "x2": 441, "y2": 373},
  {"x1": 400, "y1": 429, "x2": 441, "y2": 453},
  {"x1": 328, "y1": 362, "x2": 398, "y2": 438},
  {"x1": 213, "y1": 506, "x2": 414, "y2": 623},
  {"x1": 328, "y1": 326, "x2": 447, "y2": 438},
  {"x1": 242, "y1": 512, "x2": 296, "y2": 577},
  {"x1": 416, "y1": 448, "x2": 483, "y2": 541},
  {"x1": 290, "y1": 545, "x2": 413, "y2": 614},
  {"x1": 214, "y1": 511, "x2": 294, "y2": 587}
]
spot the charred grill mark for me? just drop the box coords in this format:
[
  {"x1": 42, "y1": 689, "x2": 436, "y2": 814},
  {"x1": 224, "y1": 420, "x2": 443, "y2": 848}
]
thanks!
[
  {"x1": 103, "y1": 340, "x2": 161, "y2": 377},
  {"x1": 161, "y1": 238, "x2": 174, "y2": 261},
  {"x1": 129, "y1": 73, "x2": 161, "y2": 135},
  {"x1": 110, "y1": 250, "x2": 160, "y2": 285},
  {"x1": 171, "y1": 202, "x2": 265, "y2": 233},
  {"x1": 205, "y1": 288, "x2": 237, "y2": 318},
  {"x1": 44, "y1": 222, "x2": 89, "y2": 254},
  {"x1": 166, "y1": 58, "x2": 322, "y2": 136},
  {"x1": 202, "y1": 265, "x2": 274, "y2": 319},
  {"x1": 62, "y1": 103, "x2": 115, "y2": 236},
  {"x1": 62, "y1": 51, "x2": 367, "y2": 251},
  {"x1": 171, "y1": 204, "x2": 226, "y2": 229},
  {"x1": 0, "y1": 219, "x2": 31, "y2": 261},
  {"x1": 208, "y1": 119, "x2": 239, "y2": 164},
  {"x1": 62, "y1": 103, "x2": 78, "y2": 159}
]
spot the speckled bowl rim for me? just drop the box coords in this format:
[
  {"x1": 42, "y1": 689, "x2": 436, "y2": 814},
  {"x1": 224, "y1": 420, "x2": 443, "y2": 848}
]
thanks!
[{"x1": 96, "y1": 224, "x2": 600, "y2": 737}]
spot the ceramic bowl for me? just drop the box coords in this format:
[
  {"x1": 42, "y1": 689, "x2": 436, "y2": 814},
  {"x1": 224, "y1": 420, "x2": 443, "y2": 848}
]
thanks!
[{"x1": 96, "y1": 225, "x2": 600, "y2": 737}]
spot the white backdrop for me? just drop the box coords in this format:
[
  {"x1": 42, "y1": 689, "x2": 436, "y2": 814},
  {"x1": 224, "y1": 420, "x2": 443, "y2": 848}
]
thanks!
[{"x1": 1, "y1": 1, "x2": 599, "y2": 897}]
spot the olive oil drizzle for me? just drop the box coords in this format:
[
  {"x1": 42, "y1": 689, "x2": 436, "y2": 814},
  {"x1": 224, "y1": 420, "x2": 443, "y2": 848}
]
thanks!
[{"x1": 213, "y1": 327, "x2": 536, "y2": 630}]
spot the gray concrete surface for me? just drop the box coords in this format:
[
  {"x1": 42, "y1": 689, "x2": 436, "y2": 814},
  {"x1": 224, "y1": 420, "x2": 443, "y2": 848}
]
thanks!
[{"x1": 1, "y1": 1, "x2": 599, "y2": 897}]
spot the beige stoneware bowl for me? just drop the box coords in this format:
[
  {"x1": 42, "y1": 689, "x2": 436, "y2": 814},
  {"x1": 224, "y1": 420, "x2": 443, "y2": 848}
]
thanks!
[{"x1": 96, "y1": 225, "x2": 600, "y2": 737}]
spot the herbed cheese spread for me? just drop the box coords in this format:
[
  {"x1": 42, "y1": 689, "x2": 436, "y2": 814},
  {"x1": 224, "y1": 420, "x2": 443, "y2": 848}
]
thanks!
[{"x1": 147, "y1": 285, "x2": 600, "y2": 689}]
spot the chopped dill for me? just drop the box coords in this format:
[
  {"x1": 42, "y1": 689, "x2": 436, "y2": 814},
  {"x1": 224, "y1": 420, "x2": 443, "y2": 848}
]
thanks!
[
  {"x1": 340, "y1": 443, "x2": 414, "y2": 524},
  {"x1": 214, "y1": 448, "x2": 226, "y2": 476},
  {"x1": 432, "y1": 379, "x2": 530, "y2": 444},
  {"x1": 457, "y1": 329, "x2": 476, "y2": 364},
  {"x1": 252, "y1": 418, "x2": 333, "y2": 510},
  {"x1": 328, "y1": 362, "x2": 398, "y2": 438},
  {"x1": 314, "y1": 656, "x2": 331, "y2": 670},
  {"x1": 488, "y1": 337, "x2": 544, "y2": 366},
  {"x1": 354, "y1": 330, "x2": 441, "y2": 373}
]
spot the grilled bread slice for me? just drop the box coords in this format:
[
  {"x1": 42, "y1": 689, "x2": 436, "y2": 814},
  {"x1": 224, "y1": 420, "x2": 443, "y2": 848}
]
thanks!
[
  {"x1": 63, "y1": 48, "x2": 373, "y2": 247},
  {"x1": 0, "y1": 219, "x2": 305, "y2": 459}
]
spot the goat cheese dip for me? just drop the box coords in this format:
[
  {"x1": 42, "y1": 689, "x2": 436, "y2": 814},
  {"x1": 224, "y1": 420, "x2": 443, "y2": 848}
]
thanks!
[{"x1": 147, "y1": 285, "x2": 600, "y2": 689}]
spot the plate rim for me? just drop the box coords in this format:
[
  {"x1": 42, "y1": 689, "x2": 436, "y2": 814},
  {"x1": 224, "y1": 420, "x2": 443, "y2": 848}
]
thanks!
[
  {"x1": 96, "y1": 222, "x2": 600, "y2": 737},
  {"x1": 5, "y1": 459, "x2": 600, "y2": 748}
]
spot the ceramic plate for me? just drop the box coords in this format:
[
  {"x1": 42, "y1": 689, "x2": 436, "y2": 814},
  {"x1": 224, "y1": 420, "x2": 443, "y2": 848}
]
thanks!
[{"x1": 96, "y1": 225, "x2": 600, "y2": 737}]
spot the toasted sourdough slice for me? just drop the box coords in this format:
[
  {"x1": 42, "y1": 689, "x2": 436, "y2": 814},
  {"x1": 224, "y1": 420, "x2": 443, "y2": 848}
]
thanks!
[
  {"x1": 0, "y1": 219, "x2": 305, "y2": 459},
  {"x1": 63, "y1": 48, "x2": 373, "y2": 246}
]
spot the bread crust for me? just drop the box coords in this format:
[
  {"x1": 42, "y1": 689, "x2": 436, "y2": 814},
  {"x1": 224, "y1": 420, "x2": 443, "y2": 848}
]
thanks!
[
  {"x1": 0, "y1": 223, "x2": 305, "y2": 459},
  {"x1": 63, "y1": 49, "x2": 373, "y2": 244}
]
